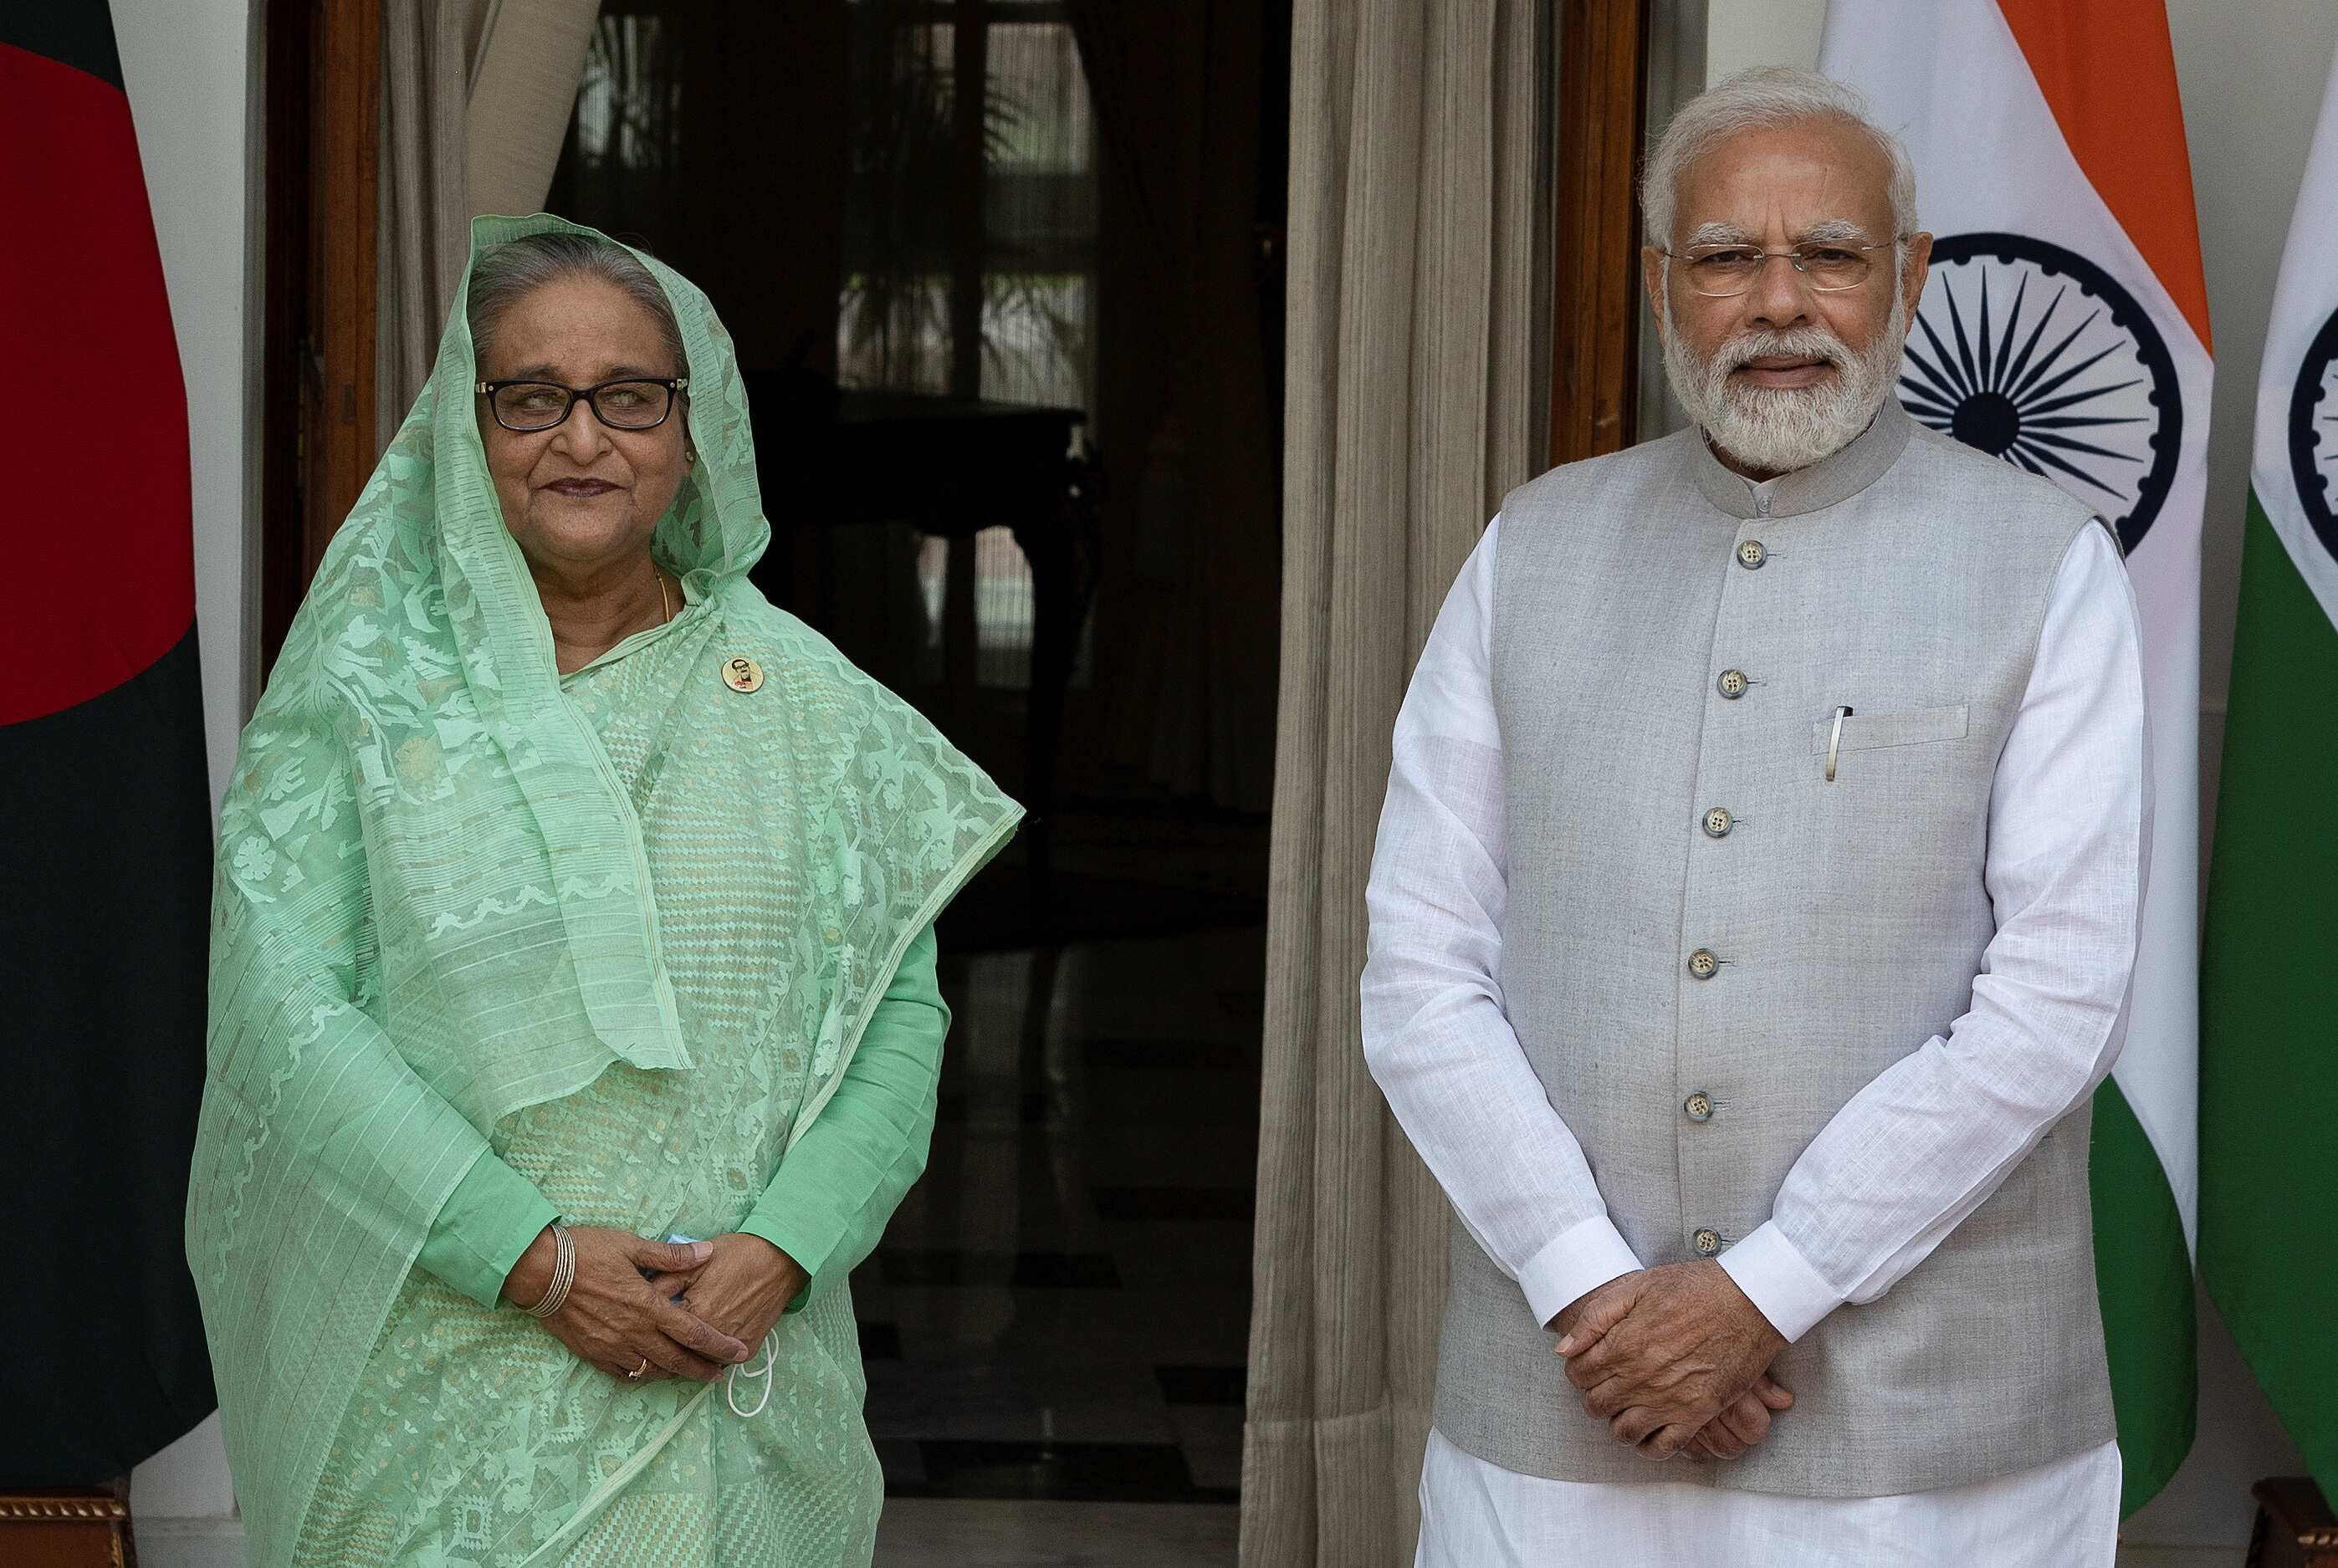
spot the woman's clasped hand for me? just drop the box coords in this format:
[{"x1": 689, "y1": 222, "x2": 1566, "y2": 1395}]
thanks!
[
  {"x1": 502, "y1": 1225, "x2": 755, "y2": 1385},
  {"x1": 646, "y1": 1232, "x2": 811, "y2": 1365}
]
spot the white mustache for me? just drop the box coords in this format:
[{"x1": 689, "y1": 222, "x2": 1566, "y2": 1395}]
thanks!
[{"x1": 1720, "y1": 329, "x2": 1852, "y2": 375}]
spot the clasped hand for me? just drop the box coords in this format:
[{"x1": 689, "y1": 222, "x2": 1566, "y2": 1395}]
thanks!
[
  {"x1": 504, "y1": 1226, "x2": 809, "y2": 1386},
  {"x1": 1551, "y1": 1261, "x2": 1792, "y2": 1461}
]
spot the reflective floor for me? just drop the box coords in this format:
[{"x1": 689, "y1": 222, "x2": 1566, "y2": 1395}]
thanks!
[
  {"x1": 874, "y1": 1498, "x2": 1241, "y2": 1566},
  {"x1": 860, "y1": 809, "x2": 1266, "y2": 1555}
]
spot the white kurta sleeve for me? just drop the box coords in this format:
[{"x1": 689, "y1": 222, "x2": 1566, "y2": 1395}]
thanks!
[
  {"x1": 1719, "y1": 522, "x2": 2151, "y2": 1342},
  {"x1": 1362, "y1": 516, "x2": 1645, "y2": 1329}
]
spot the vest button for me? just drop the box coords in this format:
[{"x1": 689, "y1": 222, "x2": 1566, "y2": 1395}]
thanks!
[
  {"x1": 1737, "y1": 539, "x2": 1768, "y2": 569},
  {"x1": 1684, "y1": 1090, "x2": 1714, "y2": 1122},
  {"x1": 1701, "y1": 807, "x2": 1733, "y2": 839},
  {"x1": 1716, "y1": 668, "x2": 1749, "y2": 699},
  {"x1": 1687, "y1": 948, "x2": 1719, "y2": 980},
  {"x1": 1693, "y1": 1228, "x2": 1722, "y2": 1255}
]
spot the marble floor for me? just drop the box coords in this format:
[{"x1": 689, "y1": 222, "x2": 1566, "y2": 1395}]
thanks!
[{"x1": 859, "y1": 808, "x2": 1267, "y2": 1558}]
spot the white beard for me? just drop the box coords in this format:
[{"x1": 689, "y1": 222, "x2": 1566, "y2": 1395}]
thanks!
[{"x1": 1661, "y1": 290, "x2": 1909, "y2": 474}]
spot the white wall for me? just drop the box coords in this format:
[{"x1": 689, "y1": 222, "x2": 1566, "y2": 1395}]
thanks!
[
  {"x1": 1702, "y1": 0, "x2": 2328, "y2": 1559},
  {"x1": 1705, "y1": 0, "x2": 1826, "y2": 90},
  {"x1": 115, "y1": 0, "x2": 259, "y2": 1560},
  {"x1": 120, "y1": 0, "x2": 261, "y2": 809}
]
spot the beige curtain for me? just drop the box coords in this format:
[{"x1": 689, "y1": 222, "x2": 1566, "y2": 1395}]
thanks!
[
  {"x1": 1242, "y1": 1, "x2": 1545, "y2": 1563},
  {"x1": 378, "y1": 0, "x2": 601, "y2": 450}
]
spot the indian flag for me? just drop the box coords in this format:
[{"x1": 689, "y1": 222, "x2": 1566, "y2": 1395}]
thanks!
[
  {"x1": 1821, "y1": 0, "x2": 2208, "y2": 1512},
  {"x1": 2200, "y1": 39, "x2": 2338, "y2": 1509}
]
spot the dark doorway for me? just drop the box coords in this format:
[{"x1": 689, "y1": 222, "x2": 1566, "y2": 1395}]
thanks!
[{"x1": 543, "y1": 1, "x2": 1290, "y2": 1545}]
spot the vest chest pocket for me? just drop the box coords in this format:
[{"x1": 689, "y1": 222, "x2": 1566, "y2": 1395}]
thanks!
[{"x1": 1808, "y1": 702, "x2": 1969, "y2": 756}]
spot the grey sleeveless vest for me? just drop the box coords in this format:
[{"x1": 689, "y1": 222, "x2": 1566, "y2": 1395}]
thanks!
[{"x1": 1430, "y1": 401, "x2": 2117, "y2": 1496}]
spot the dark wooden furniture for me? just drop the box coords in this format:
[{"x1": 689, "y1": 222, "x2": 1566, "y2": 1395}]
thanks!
[
  {"x1": 743, "y1": 378, "x2": 1101, "y2": 898},
  {"x1": 2250, "y1": 1477, "x2": 2338, "y2": 1568},
  {"x1": 0, "y1": 1480, "x2": 138, "y2": 1568}
]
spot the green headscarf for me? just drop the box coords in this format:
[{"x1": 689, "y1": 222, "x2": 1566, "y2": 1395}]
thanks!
[{"x1": 188, "y1": 215, "x2": 1019, "y2": 1565}]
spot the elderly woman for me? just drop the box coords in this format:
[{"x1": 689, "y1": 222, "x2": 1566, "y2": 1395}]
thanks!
[{"x1": 188, "y1": 216, "x2": 1019, "y2": 1568}]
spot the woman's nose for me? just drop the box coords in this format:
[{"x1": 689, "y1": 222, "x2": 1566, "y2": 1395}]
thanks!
[{"x1": 550, "y1": 396, "x2": 609, "y2": 457}]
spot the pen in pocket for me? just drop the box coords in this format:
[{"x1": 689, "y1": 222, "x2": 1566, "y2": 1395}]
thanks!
[{"x1": 1825, "y1": 706, "x2": 1853, "y2": 783}]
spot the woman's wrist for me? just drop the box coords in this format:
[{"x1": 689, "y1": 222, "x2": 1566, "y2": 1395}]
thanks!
[
  {"x1": 502, "y1": 1223, "x2": 558, "y2": 1306},
  {"x1": 734, "y1": 1232, "x2": 806, "y2": 1286}
]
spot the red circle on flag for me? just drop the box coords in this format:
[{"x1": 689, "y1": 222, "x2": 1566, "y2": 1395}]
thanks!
[{"x1": 0, "y1": 43, "x2": 196, "y2": 726}]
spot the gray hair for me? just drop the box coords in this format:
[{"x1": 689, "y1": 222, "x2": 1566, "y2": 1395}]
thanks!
[
  {"x1": 1641, "y1": 66, "x2": 1918, "y2": 251},
  {"x1": 466, "y1": 230, "x2": 689, "y2": 375}
]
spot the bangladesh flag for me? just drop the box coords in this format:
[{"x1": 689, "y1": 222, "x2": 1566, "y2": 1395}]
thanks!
[
  {"x1": 2200, "y1": 38, "x2": 2338, "y2": 1509},
  {"x1": 0, "y1": 4, "x2": 217, "y2": 1481},
  {"x1": 1822, "y1": 0, "x2": 2210, "y2": 1513}
]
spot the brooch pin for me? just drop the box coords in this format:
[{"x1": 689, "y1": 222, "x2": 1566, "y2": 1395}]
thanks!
[{"x1": 722, "y1": 656, "x2": 765, "y2": 693}]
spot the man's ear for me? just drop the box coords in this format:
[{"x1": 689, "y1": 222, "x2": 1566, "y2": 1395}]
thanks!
[
  {"x1": 1898, "y1": 231, "x2": 1933, "y2": 319},
  {"x1": 1641, "y1": 247, "x2": 1670, "y2": 346}
]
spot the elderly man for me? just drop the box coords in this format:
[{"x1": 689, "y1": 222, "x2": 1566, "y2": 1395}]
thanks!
[{"x1": 1360, "y1": 66, "x2": 2147, "y2": 1566}]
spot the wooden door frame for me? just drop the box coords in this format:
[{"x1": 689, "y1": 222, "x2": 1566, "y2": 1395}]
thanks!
[
  {"x1": 1547, "y1": 0, "x2": 1647, "y2": 466},
  {"x1": 258, "y1": 0, "x2": 377, "y2": 674}
]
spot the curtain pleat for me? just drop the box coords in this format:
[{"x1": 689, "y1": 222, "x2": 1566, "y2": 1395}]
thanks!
[
  {"x1": 1244, "y1": 1, "x2": 1541, "y2": 1560},
  {"x1": 378, "y1": 0, "x2": 601, "y2": 453},
  {"x1": 463, "y1": 0, "x2": 601, "y2": 221},
  {"x1": 379, "y1": 0, "x2": 483, "y2": 452}
]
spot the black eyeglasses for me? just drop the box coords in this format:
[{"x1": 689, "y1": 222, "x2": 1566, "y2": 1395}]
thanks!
[{"x1": 474, "y1": 376, "x2": 689, "y2": 432}]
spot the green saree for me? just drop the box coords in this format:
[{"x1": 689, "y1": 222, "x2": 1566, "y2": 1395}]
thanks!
[{"x1": 188, "y1": 215, "x2": 1020, "y2": 1567}]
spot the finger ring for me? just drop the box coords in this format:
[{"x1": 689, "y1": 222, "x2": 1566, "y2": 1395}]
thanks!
[{"x1": 627, "y1": 1358, "x2": 650, "y2": 1381}]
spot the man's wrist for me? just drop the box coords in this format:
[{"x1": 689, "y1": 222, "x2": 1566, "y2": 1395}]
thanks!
[
  {"x1": 1522, "y1": 1215, "x2": 1645, "y2": 1329},
  {"x1": 1713, "y1": 1221, "x2": 1841, "y2": 1344}
]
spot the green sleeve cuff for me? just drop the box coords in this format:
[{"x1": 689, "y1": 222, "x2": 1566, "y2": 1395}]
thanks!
[
  {"x1": 743, "y1": 922, "x2": 947, "y2": 1313},
  {"x1": 417, "y1": 1147, "x2": 560, "y2": 1309}
]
